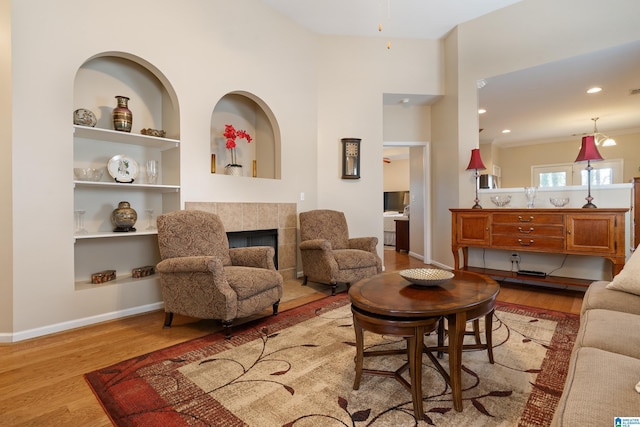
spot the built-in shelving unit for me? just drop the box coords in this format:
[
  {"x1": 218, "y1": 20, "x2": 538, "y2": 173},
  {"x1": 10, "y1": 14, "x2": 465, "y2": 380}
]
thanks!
[{"x1": 73, "y1": 55, "x2": 180, "y2": 290}]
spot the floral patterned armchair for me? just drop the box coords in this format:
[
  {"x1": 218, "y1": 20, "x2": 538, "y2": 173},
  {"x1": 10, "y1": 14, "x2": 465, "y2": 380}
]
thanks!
[
  {"x1": 299, "y1": 209, "x2": 382, "y2": 295},
  {"x1": 156, "y1": 210, "x2": 283, "y2": 338}
]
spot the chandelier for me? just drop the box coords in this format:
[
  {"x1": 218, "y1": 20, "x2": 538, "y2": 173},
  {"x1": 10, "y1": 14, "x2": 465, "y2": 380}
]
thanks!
[{"x1": 591, "y1": 117, "x2": 616, "y2": 147}]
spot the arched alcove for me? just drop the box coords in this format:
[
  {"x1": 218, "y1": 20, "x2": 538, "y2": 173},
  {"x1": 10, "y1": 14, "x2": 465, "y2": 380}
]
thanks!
[
  {"x1": 72, "y1": 52, "x2": 181, "y2": 289},
  {"x1": 74, "y1": 52, "x2": 180, "y2": 138},
  {"x1": 211, "y1": 92, "x2": 281, "y2": 179}
]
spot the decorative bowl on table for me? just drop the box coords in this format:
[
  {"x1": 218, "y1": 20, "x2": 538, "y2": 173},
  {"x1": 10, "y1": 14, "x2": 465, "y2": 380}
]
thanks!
[
  {"x1": 399, "y1": 268, "x2": 454, "y2": 287},
  {"x1": 73, "y1": 167, "x2": 104, "y2": 181},
  {"x1": 490, "y1": 195, "x2": 511, "y2": 207},
  {"x1": 550, "y1": 197, "x2": 570, "y2": 207}
]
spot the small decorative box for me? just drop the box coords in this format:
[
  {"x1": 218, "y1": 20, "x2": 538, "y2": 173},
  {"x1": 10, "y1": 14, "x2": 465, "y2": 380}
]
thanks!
[
  {"x1": 91, "y1": 270, "x2": 116, "y2": 284},
  {"x1": 132, "y1": 265, "x2": 155, "y2": 278}
]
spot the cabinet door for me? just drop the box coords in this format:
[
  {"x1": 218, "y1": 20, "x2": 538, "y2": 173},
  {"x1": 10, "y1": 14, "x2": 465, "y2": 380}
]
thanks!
[
  {"x1": 566, "y1": 213, "x2": 617, "y2": 254},
  {"x1": 455, "y1": 212, "x2": 490, "y2": 246}
]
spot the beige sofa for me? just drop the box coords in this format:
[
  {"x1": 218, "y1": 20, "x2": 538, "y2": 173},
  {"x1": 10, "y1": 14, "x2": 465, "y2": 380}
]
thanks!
[{"x1": 552, "y1": 249, "x2": 640, "y2": 426}]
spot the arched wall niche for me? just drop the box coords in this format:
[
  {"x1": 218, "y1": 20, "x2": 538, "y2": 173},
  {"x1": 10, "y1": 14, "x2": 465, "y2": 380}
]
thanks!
[
  {"x1": 211, "y1": 91, "x2": 281, "y2": 179},
  {"x1": 74, "y1": 51, "x2": 180, "y2": 139}
]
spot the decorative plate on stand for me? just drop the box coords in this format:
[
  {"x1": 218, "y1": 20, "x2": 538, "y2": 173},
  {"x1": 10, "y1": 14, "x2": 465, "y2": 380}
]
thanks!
[{"x1": 107, "y1": 155, "x2": 139, "y2": 183}]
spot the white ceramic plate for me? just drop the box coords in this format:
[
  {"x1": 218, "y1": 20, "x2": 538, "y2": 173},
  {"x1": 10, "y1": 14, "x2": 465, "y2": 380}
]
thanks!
[
  {"x1": 399, "y1": 268, "x2": 454, "y2": 287},
  {"x1": 107, "y1": 155, "x2": 139, "y2": 183}
]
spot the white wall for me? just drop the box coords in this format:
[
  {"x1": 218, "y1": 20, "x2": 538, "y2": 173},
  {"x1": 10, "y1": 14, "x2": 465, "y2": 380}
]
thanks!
[
  {"x1": 315, "y1": 36, "x2": 442, "y2": 243},
  {"x1": 383, "y1": 159, "x2": 410, "y2": 192},
  {"x1": 6, "y1": 0, "x2": 320, "y2": 339},
  {"x1": 4, "y1": 0, "x2": 443, "y2": 340}
]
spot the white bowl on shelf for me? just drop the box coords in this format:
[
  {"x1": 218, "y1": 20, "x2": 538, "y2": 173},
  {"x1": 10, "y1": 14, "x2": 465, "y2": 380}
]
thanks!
[
  {"x1": 490, "y1": 195, "x2": 511, "y2": 207},
  {"x1": 550, "y1": 197, "x2": 570, "y2": 207},
  {"x1": 74, "y1": 168, "x2": 104, "y2": 182}
]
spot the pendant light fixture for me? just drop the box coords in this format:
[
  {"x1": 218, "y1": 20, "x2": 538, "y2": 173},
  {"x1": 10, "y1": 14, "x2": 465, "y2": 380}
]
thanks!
[{"x1": 592, "y1": 117, "x2": 616, "y2": 147}]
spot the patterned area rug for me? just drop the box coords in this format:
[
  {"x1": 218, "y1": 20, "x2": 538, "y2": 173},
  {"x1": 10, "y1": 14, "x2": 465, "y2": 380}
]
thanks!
[{"x1": 85, "y1": 294, "x2": 579, "y2": 426}]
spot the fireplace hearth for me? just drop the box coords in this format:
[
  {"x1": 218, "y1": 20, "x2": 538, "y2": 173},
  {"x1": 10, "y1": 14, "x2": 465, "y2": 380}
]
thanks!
[{"x1": 227, "y1": 229, "x2": 278, "y2": 269}]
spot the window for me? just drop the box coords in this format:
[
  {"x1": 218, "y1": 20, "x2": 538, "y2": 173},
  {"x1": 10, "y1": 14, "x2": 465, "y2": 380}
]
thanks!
[{"x1": 532, "y1": 159, "x2": 623, "y2": 187}]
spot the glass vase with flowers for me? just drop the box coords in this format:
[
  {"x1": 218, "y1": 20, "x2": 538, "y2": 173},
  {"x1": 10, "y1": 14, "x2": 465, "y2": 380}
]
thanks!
[{"x1": 223, "y1": 124, "x2": 252, "y2": 175}]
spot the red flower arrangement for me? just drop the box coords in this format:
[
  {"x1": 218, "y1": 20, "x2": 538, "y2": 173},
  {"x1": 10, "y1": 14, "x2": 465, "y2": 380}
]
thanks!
[
  {"x1": 224, "y1": 124, "x2": 252, "y2": 149},
  {"x1": 223, "y1": 124, "x2": 252, "y2": 167}
]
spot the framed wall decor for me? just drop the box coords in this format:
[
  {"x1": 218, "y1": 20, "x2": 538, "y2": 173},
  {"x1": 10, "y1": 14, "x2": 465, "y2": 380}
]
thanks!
[{"x1": 341, "y1": 138, "x2": 361, "y2": 179}]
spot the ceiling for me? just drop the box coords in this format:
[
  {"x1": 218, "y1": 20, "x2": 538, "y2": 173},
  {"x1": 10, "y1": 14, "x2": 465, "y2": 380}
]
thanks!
[{"x1": 261, "y1": 1, "x2": 640, "y2": 149}]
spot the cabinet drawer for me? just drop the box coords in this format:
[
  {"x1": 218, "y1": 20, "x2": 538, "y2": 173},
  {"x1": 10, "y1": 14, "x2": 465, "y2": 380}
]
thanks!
[
  {"x1": 492, "y1": 213, "x2": 564, "y2": 225},
  {"x1": 492, "y1": 224, "x2": 564, "y2": 238},
  {"x1": 491, "y1": 235, "x2": 565, "y2": 251}
]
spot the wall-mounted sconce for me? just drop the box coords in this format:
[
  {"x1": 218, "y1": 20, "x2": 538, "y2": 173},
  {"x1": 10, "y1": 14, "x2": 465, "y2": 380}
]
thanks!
[{"x1": 341, "y1": 138, "x2": 361, "y2": 179}]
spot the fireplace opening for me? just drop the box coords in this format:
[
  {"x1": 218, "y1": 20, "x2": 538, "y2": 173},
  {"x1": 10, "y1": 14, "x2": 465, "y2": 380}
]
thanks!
[{"x1": 226, "y1": 229, "x2": 278, "y2": 269}]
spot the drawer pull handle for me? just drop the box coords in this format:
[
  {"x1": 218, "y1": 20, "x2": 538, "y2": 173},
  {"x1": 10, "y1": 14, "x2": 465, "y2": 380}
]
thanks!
[
  {"x1": 518, "y1": 215, "x2": 534, "y2": 222},
  {"x1": 518, "y1": 227, "x2": 534, "y2": 234},
  {"x1": 518, "y1": 239, "x2": 534, "y2": 246}
]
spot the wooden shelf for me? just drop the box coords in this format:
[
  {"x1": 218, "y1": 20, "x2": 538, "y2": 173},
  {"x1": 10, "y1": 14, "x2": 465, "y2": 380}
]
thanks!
[{"x1": 462, "y1": 266, "x2": 592, "y2": 288}]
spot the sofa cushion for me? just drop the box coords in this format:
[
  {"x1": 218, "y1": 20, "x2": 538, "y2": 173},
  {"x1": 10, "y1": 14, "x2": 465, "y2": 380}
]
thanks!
[
  {"x1": 551, "y1": 347, "x2": 640, "y2": 427},
  {"x1": 575, "y1": 309, "x2": 640, "y2": 359},
  {"x1": 607, "y1": 246, "x2": 640, "y2": 296},
  {"x1": 581, "y1": 281, "x2": 640, "y2": 316}
]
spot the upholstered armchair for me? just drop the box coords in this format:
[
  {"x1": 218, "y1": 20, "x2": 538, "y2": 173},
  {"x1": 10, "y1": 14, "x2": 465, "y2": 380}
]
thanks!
[
  {"x1": 156, "y1": 210, "x2": 283, "y2": 338},
  {"x1": 299, "y1": 209, "x2": 382, "y2": 295}
]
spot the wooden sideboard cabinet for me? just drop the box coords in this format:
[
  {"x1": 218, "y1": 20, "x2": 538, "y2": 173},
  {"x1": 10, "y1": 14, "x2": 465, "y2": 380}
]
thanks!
[{"x1": 451, "y1": 208, "x2": 628, "y2": 283}]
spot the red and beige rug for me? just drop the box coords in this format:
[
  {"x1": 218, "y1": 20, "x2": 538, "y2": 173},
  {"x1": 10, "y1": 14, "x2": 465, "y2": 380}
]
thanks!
[{"x1": 85, "y1": 294, "x2": 579, "y2": 426}]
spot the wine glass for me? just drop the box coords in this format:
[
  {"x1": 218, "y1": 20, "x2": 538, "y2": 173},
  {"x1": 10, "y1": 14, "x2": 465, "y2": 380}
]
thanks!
[
  {"x1": 145, "y1": 209, "x2": 156, "y2": 230},
  {"x1": 524, "y1": 187, "x2": 537, "y2": 208},
  {"x1": 145, "y1": 160, "x2": 158, "y2": 184},
  {"x1": 74, "y1": 210, "x2": 88, "y2": 235}
]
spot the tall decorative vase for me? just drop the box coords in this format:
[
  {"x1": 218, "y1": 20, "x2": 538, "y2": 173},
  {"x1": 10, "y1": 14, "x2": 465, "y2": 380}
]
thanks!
[
  {"x1": 225, "y1": 148, "x2": 243, "y2": 175},
  {"x1": 113, "y1": 96, "x2": 133, "y2": 133}
]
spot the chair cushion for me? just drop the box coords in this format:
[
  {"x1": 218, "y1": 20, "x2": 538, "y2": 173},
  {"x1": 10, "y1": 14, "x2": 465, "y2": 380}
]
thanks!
[
  {"x1": 224, "y1": 266, "x2": 282, "y2": 300},
  {"x1": 582, "y1": 281, "x2": 640, "y2": 316},
  {"x1": 333, "y1": 249, "x2": 378, "y2": 270},
  {"x1": 576, "y1": 309, "x2": 640, "y2": 359},
  {"x1": 552, "y1": 347, "x2": 640, "y2": 427}
]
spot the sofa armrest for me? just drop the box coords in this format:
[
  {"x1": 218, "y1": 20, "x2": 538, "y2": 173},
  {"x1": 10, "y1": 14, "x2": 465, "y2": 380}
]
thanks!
[
  {"x1": 349, "y1": 236, "x2": 378, "y2": 253},
  {"x1": 156, "y1": 256, "x2": 223, "y2": 274},
  {"x1": 229, "y1": 246, "x2": 277, "y2": 270},
  {"x1": 299, "y1": 239, "x2": 332, "y2": 251}
]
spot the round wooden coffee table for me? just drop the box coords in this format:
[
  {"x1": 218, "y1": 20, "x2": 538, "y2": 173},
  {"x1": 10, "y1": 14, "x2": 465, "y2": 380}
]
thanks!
[{"x1": 348, "y1": 270, "x2": 500, "y2": 417}]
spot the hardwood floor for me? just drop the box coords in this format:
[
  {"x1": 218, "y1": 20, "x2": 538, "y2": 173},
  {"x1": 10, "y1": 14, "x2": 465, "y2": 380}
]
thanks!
[{"x1": 0, "y1": 251, "x2": 584, "y2": 426}]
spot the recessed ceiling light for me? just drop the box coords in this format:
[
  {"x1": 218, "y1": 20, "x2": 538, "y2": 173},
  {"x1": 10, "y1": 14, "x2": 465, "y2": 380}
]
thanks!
[
  {"x1": 587, "y1": 87, "x2": 602, "y2": 94},
  {"x1": 502, "y1": 129, "x2": 511, "y2": 134},
  {"x1": 400, "y1": 98, "x2": 410, "y2": 104},
  {"x1": 478, "y1": 108, "x2": 486, "y2": 114}
]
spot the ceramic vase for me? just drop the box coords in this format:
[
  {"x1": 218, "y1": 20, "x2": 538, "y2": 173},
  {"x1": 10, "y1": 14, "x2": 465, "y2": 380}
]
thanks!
[
  {"x1": 111, "y1": 201, "x2": 137, "y2": 232},
  {"x1": 113, "y1": 96, "x2": 132, "y2": 132},
  {"x1": 225, "y1": 148, "x2": 242, "y2": 175}
]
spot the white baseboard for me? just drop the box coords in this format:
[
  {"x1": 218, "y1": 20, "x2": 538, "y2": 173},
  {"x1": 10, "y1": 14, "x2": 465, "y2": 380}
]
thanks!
[{"x1": 0, "y1": 302, "x2": 165, "y2": 343}]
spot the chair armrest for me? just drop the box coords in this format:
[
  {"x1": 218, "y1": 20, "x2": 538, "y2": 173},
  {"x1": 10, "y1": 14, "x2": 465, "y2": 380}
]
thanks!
[
  {"x1": 156, "y1": 256, "x2": 223, "y2": 274},
  {"x1": 299, "y1": 239, "x2": 332, "y2": 251},
  {"x1": 229, "y1": 246, "x2": 277, "y2": 270},
  {"x1": 349, "y1": 237, "x2": 378, "y2": 253}
]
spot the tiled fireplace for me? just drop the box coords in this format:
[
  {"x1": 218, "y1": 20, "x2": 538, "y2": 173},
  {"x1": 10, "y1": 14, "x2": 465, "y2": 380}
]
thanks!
[{"x1": 185, "y1": 202, "x2": 298, "y2": 280}]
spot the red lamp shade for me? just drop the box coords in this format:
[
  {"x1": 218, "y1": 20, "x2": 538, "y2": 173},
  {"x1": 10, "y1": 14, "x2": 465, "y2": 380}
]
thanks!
[
  {"x1": 575, "y1": 135, "x2": 604, "y2": 162},
  {"x1": 466, "y1": 148, "x2": 486, "y2": 170}
]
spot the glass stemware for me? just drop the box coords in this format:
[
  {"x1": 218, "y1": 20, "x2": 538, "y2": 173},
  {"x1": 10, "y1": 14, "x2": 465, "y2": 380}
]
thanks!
[
  {"x1": 74, "y1": 210, "x2": 88, "y2": 234},
  {"x1": 524, "y1": 187, "x2": 537, "y2": 208},
  {"x1": 145, "y1": 209, "x2": 156, "y2": 230}
]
